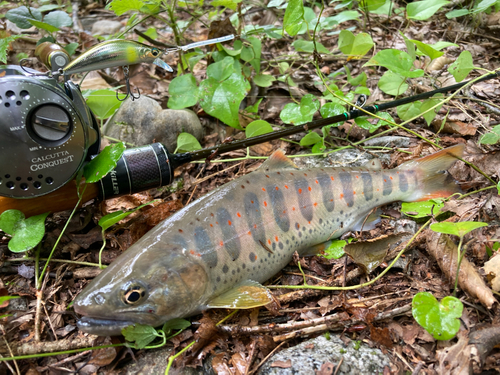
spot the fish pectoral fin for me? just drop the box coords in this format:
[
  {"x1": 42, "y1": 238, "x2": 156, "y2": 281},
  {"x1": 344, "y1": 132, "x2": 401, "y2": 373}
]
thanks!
[
  {"x1": 351, "y1": 208, "x2": 382, "y2": 232},
  {"x1": 206, "y1": 280, "x2": 273, "y2": 309},
  {"x1": 153, "y1": 58, "x2": 173, "y2": 72},
  {"x1": 300, "y1": 240, "x2": 333, "y2": 256}
]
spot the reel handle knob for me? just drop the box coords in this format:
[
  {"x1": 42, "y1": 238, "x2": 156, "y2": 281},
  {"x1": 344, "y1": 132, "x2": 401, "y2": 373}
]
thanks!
[{"x1": 35, "y1": 42, "x2": 70, "y2": 72}]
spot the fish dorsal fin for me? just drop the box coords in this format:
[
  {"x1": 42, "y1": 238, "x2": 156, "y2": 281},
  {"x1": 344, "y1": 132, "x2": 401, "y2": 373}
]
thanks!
[
  {"x1": 206, "y1": 280, "x2": 273, "y2": 309},
  {"x1": 260, "y1": 150, "x2": 299, "y2": 171},
  {"x1": 362, "y1": 158, "x2": 382, "y2": 170}
]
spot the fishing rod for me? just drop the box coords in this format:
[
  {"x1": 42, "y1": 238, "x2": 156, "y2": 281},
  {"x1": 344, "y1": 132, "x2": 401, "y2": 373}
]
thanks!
[{"x1": 1, "y1": 69, "x2": 498, "y2": 217}]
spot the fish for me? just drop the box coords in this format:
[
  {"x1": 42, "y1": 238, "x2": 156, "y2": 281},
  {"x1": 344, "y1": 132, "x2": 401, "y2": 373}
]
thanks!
[
  {"x1": 62, "y1": 35, "x2": 235, "y2": 76},
  {"x1": 74, "y1": 144, "x2": 464, "y2": 336}
]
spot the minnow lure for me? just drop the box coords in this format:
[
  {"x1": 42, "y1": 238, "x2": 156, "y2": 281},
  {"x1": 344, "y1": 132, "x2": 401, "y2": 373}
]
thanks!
[
  {"x1": 74, "y1": 145, "x2": 464, "y2": 336},
  {"x1": 62, "y1": 34, "x2": 234, "y2": 76}
]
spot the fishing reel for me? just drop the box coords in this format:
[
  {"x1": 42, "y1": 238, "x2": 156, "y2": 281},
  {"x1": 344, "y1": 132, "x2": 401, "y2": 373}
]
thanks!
[{"x1": 0, "y1": 64, "x2": 181, "y2": 200}]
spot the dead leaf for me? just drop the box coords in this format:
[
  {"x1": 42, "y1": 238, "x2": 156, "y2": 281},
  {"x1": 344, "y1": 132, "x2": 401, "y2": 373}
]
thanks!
[
  {"x1": 432, "y1": 120, "x2": 477, "y2": 136},
  {"x1": 436, "y1": 330, "x2": 470, "y2": 375},
  {"x1": 315, "y1": 362, "x2": 335, "y2": 375},
  {"x1": 426, "y1": 229, "x2": 496, "y2": 309},
  {"x1": 230, "y1": 352, "x2": 248, "y2": 375},
  {"x1": 482, "y1": 254, "x2": 500, "y2": 292},
  {"x1": 212, "y1": 353, "x2": 232, "y2": 375},
  {"x1": 370, "y1": 326, "x2": 394, "y2": 348}
]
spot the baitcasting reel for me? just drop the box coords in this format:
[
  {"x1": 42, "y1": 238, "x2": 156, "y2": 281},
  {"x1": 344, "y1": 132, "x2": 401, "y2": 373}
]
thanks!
[{"x1": 0, "y1": 65, "x2": 182, "y2": 200}]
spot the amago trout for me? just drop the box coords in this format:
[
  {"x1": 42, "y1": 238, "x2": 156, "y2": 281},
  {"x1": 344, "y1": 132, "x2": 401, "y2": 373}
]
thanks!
[{"x1": 75, "y1": 145, "x2": 464, "y2": 335}]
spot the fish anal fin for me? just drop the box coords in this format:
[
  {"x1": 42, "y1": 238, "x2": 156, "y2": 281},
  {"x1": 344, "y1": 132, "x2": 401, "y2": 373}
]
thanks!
[
  {"x1": 206, "y1": 280, "x2": 273, "y2": 309},
  {"x1": 260, "y1": 150, "x2": 299, "y2": 171}
]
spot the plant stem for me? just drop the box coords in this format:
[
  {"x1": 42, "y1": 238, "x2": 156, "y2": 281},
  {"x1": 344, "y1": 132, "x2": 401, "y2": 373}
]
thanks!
[{"x1": 453, "y1": 236, "x2": 464, "y2": 297}]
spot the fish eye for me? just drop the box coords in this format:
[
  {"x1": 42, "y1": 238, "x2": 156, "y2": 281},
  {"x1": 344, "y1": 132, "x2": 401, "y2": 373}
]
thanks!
[
  {"x1": 122, "y1": 284, "x2": 147, "y2": 305},
  {"x1": 151, "y1": 48, "x2": 160, "y2": 57}
]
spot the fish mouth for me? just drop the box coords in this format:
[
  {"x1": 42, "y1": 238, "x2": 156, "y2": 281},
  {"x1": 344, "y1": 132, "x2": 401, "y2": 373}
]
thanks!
[{"x1": 77, "y1": 316, "x2": 137, "y2": 336}]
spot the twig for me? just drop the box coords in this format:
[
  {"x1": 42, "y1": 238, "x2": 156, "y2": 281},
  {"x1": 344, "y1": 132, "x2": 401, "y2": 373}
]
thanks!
[
  {"x1": 333, "y1": 357, "x2": 344, "y2": 375},
  {"x1": 2, "y1": 337, "x2": 20, "y2": 375},
  {"x1": 247, "y1": 341, "x2": 288, "y2": 375},
  {"x1": 36, "y1": 350, "x2": 91, "y2": 372},
  {"x1": 11, "y1": 335, "x2": 98, "y2": 356}
]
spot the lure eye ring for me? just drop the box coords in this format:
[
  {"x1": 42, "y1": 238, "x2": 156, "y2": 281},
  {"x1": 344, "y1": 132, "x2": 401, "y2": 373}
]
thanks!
[
  {"x1": 122, "y1": 284, "x2": 147, "y2": 305},
  {"x1": 151, "y1": 48, "x2": 160, "y2": 57}
]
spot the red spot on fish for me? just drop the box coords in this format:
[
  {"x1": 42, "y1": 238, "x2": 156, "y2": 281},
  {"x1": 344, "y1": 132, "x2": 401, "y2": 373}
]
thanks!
[
  {"x1": 216, "y1": 221, "x2": 219, "y2": 225},
  {"x1": 275, "y1": 186, "x2": 279, "y2": 190},
  {"x1": 228, "y1": 220, "x2": 232, "y2": 226},
  {"x1": 308, "y1": 221, "x2": 311, "y2": 224},
  {"x1": 298, "y1": 188, "x2": 302, "y2": 194},
  {"x1": 241, "y1": 185, "x2": 245, "y2": 189},
  {"x1": 251, "y1": 200, "x2": 254, "y2": 204},
  {"x1": 277, "y1": 172, "x2": 281, "y2": 175},
  {"x1": 283, "y1": 210, "x2": 286, "y2": 214},
  {"x1": 315, "y1": 180, "x2": 319, "y2": 184},
  {"x1": 304, "y1": 173, "x2": 308, "y2": 177},
  {"x1": 254, "y1": 224, "x2": 257, "y2": 229},
  {"x1": 266, "y1": 175, "x2": 270, "y2": 178},
  {"x1": 390, "y1": 176, "x2": 393, "y2": 180},
  {"x1": 342, "y1": 169, "x2": 346, "y2": 172},
  {"x1": 308, "y1": 186, "x2": 312, "y2": 191},
  {"x1": 356, "y1": 176, "x2": 359, "y2": 179},
  {"x1": 397, "y1": 171, "x2": 400, "y2": 174},
  {"x1": 237, "y1": 212, "x2": 241, "y2": 218},
  {"x1": 285, "y1": 185, "x2": 289, "y2": 189},
  {"x1": 248, "y1": 231, "x2": 251, "y2": 235},
  {"x1": 331, "y1": 176, "x2": 334, "y2": 181},
  {"x1": 268, "y1": 239, "x2": 271, "y2": 245},
  {"x1": 211, "y1": 213, "x2": 214, "y2": 217},
  {"x1": 210, "y1": 224, "x2": 213, "y2": 227},
  {"x1": 377, "y1": 189, "x2": 380, "y2": 191},
  {"x1": 314, "y1": 202, "x2": 318, "y2": 207},
  {"x1": 293, "y1": 207, "x2": 296, "y2": 211},
  {"x1": 340, "y1": 193, "x2": 344, "y2": 198},
  {"x1": 264, "y1": 201, "x2": 268, "y2": 207},
  {"x1": 384, "y1": 179, "x2": 387, "y2": 182},
  {"x1": 296, "y1": 223, "x2": 300, "y2": 228},
  {"x1": 275, "y1": 236, "x2": 279, "y2": 242},
  {"x1": 362, "y1": 192, "x2": 364, "y2": 195},
  {"x1": 220, "y1": 241, "x2": 224, "y2": 246},
  {"x1": 353, "y1": 191, "x2": 356, "y2": 195},
  {"x1": 290, "y1": 172, "x2": 294, "y2": 176},
  {"x1": 262, "y1": 187, "x2": 266, "y2": 191},
  {"x1": 330, "y1": 199, "x2": 333, "y2": 202},
  {"x1": 190, "y1": 250, "x2": 195, "y2": 255},
  {"x1": 179, "y1": 229, "x2": 183, "y2": 233}
]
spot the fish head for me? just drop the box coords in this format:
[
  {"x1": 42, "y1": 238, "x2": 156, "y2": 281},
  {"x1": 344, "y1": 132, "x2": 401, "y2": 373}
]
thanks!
[
  {"x1": 74, "y1": 242, "x2": 209, "y2": 336},
  {"x1": 145, "y1": 46, "x2": 164, "y2": 60}
]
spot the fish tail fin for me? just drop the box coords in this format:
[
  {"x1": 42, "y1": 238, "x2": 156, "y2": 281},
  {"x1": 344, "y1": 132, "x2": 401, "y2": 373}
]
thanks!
[{"x1": 397, "y1": 144, "x2": 464, "y2": 201}]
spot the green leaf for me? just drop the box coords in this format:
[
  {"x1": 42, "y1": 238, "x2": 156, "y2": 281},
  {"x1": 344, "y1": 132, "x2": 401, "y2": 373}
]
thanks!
[
  {"x1": 0, "y1": 210, "x2": 25, "y2": 236},
  {"x1": 430, "y1": 41, "x2": 459, "y2": 50},
  {"x1": 319, "y1": 102, "x2": 346, "y2": 126},
  {"x1": 448, "y1": 51, "x2": 475, "y2": 82},
  {"x1": 254, "y1": 73, "x2": 275, "y2": 87},
  {"x1": 407, "y1": 0, "x2": 450, "y2": 20},
  {"x1": 64, "y1": 42, "x2": 79, "y2": 56},
  {"x1": 479, "y1": 125, "x2": 500, "y2": 145},
  {"x1": 373, "y1": 111, "x2": 394, "y2": 131},
  {"x1": 338, "y1": 30, "x2": 374, "y2": 57},
  {"x1": 430, "y1": 221, "x2": 488, "y2": 238},
  {"x1": 240, "y1": 45, "x2": 254, "y2": 62},
  {"x1": 0, "y1": 35, "x2": 22, "y2": 64},
  {"x1": 322, "y1": 240, "x2": 347, "y2": 259},
  {"x1": 28, "y1": 19, "x2": 60, "y2": 33},
  {"x1": 409, "y1": 39, "x2": 444, "y2": 60},
  {"x1": 283, "y1": 0, "x2": 305, "y2": 36},
  {"x1": 245, "y1": 120, "x2": 273, "y2": 138},
  {"x1": 245, "y1": 98, "x2": 262, "y2": 114},
  {"x1": 300, "y1": 132, "x2": 322, "y2": 146},
  {"x1": 378, "y1": 71, "x2": 408, "y2": 96},
  {"x1": 108, "y1": 0, "x2": 146, "y2": 16},
  {"x1": 174, "y1": 133, "x2": 202, "y2": 153},
  {"x1": 83, "y1": 143, "x2": 126, "y2": 184},
  {"x1": 168, "y1": 74, "x2": 199, "y2": 109},
  {"x1": 211, "y1": 0, "x2": 242, "y2": 10},
  {"x1": 292, "y1": 40, "x2": 331, "y2": 54},
  {"x1": 354, "y1": 117, "x2": 372, "y2": 130},
  {"x1": 206, "y1": 56, "x2": 235, "y2": 82},
  {"x1": 8, "y1": 212, "x2": 50, "y2": 253},
  {"x1": 138, "y1": 27, "x2": 158, "y2": 43},
  {"x1": 397, "y1": 102, "x2": 422, "y2": 121},
  {"x1": 346, "y1": 69, "x2": 367, "y2": 86},
  {"x1": 122, "y1": 324, "x2": 160, "y2": 349},
  {"x1": 6, "y1": 6, "x2": 42, "y2": 29},
  {"x1": 280, "y1": 94, "x2": 320, "y2": 125},
  {"x1": 86, "y1": 89, "x2": 123, "y2": 120},
  {"x1": 199, "y1": 70, "x2": 249, "y2": 129},
  {"x1": 43, "y1": 10, "x2": 72, "y2": 28},
  {"x1": 402, "y1": 199, "x2": 444, "y2": 218},
  {"x1": 0, "y1": 296, "x2": 19, "y2": 305},
  {"x1": 247, "y1": 36, "x2": 262, "y2": 73},
  {"x1": 365, "y1": 49, "x2": 424, "y2": 78},
  {"x1": 474, "y1": 0, "x2": 497, "y2": 12},
  {"x1": 222, "y1": 40, "x2": 243, "y2": 57},
  {"x1": 412, "y1": 292, "x2": 462, "y2": 340},
  {"x1": 99, "y1": 201, "x2": 153, "y2": 231},
  {"x1": 446, "y1": 8, "x2": 470, "y2": 18},
  {"x1": 162, "y1": 318, "x2": 191, "y2": 335},
  {"x1": 420, "y1": 97, "x2": 444, "y2": 126},
  {"x1": 324, "y1": 10, "x2": 360, "y2": 25}
]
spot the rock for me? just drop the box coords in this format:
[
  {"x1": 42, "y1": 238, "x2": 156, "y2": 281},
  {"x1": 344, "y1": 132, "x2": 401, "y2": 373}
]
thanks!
[
  {"x1": 102, "y1": 96, "x2": 204, "y2": 152},
  {"x1": 293, "y1": 148, "x2": 390, "y2": 169},
  {"x1": 258, "y1": 334, "x2": 390, "y2": 375},
  {"x1": 363, "y1": 136, "x2": 411, "y2": 148},
  {"x1": 91, "y1": 20, "x2": 123, "y2": 36}
]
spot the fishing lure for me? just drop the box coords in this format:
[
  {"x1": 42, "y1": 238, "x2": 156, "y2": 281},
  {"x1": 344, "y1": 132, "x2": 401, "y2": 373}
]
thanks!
[
  {"x1": 62, "y1": 34, "x2": 234, "y2": 100},
  {"x1": 74, "y1": 145, "x2": 464, "y2": 336}
]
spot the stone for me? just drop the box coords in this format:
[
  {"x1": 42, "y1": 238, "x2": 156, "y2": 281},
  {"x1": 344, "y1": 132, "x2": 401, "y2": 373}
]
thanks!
[
  {"x1": 91, "y1": 20, "x2": 123, "y2": 36},
  {"x1": 102, "y1": 95, "x2": 204, "y2": 152},
  {"x1": 293, "y1": 148, "x2": 390, "y2": 169},
  {"x1": 363, "y1": 136, "x2": 411, "y2": 148},
  {"x1": 258, "y1": 334, "x2": 390, "y2": 375}
]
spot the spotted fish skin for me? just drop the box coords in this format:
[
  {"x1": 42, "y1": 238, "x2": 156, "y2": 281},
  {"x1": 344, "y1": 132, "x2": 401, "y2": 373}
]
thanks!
[{"x1": 74, "y1": 145, "x2": 464, "y2": 335}]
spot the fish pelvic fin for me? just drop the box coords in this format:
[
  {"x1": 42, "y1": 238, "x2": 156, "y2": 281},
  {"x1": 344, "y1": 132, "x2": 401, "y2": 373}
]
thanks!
[
  {"x1": 206, "y1": 280, "x2": 273, "y2": 309},
  {"x1": 397, "y1": 144, "x2": 465, "y2": 201}
]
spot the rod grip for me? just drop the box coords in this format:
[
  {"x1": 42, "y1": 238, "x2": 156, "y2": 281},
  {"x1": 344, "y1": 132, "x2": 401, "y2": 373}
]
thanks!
[{"x1": 97, "y1": 143, "x2": 173, "y2": 200}]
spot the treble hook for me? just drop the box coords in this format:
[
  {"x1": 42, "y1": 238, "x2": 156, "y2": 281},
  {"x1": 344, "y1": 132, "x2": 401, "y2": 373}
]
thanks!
[
  {"x1": 19, "y1": 58, "x2": 52, "y2": 77},
  {"x1": 117, "y1": 65, "x2": 140, "y2": 101}
]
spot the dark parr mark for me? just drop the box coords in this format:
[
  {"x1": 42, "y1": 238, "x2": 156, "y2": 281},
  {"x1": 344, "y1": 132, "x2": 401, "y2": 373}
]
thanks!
[
  {"x1": 193, "y1": 226, "x2": 217, "y2": 268},
  {"x1": 244, "y1": 192, "x2": 266, "y2": 244},
  {"x1": 222, "y1": 264, "x2": 229, "y2": 273},
  {"x1": 267, "y1": 184, "x2": 290, "y2": 232},
  {"x1": 216, "y1": 207, "x2": 241, "y2": 261},
  {"x1": 317, "y1": 173, "x2": 335, "y2": 212},
  {"x1": 249, "y1": 252, "x2": 257, "y2": 262},
  {"x1": 339, "y1": 172, "x2": 355, "y2": 207},
  {"x1": 382, "y1": 174, "x2": 392, "y2": 196},
  {"x1": 294, "y1": 178, "x2": 313, "y2": 222},
  {"x1": 399, "y1": 172, "x2": 409, "y2": 192},
  {"x1": 361, "y1": 173, "x2": 373, "y2": 201}
]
